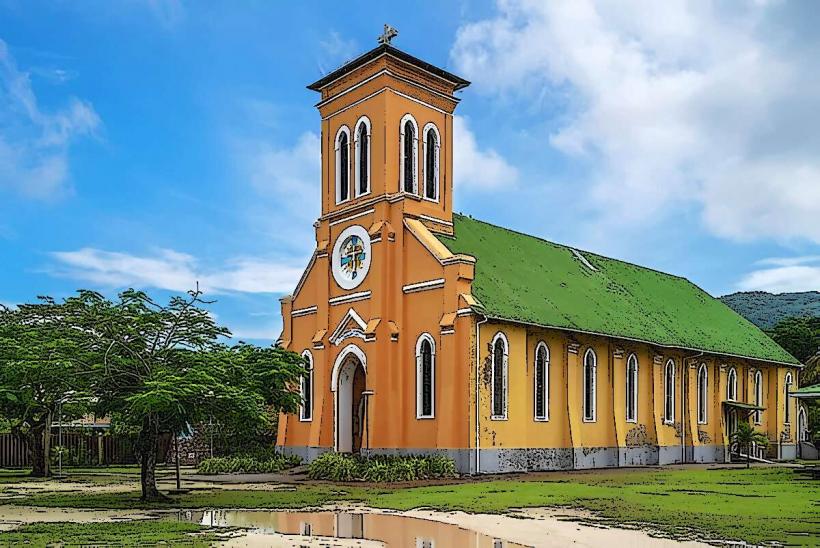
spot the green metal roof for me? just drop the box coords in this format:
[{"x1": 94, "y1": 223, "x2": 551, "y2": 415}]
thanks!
[
  {"x1": 436, "y1": 214, "x2": 800, "y2": 366},
  {"x1": 792, "y1": 384, "x2": 820, "y2": 398}
]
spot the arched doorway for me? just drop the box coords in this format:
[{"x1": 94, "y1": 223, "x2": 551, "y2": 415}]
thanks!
[
  {"x1": 798, "y1": 406, "x2": 808, "y2": 442},
  {"x1": 332, "y1": 345, "x2": 367, "y2": 453}
]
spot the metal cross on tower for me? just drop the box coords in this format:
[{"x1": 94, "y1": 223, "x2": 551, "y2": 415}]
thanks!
[{"x1": 377, "y1": 24, "x2": 398, "y2": 45}]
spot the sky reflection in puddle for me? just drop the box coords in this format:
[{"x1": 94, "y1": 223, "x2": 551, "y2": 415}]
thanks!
[{"x1": 174, "y1": 509, "x2": 531, "y2": 547}]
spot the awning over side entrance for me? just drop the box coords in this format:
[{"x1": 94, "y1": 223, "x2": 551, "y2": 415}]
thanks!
[
  {"x1": 722, "y1": 401, "x2": 766, "y2": 413},
  {"x1": 791, "y1": 384, "x2": 820, "y2": 399}
]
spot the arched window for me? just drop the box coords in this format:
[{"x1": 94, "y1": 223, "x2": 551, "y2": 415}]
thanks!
[
  {"x1": 625, "y1": 354, "x2": 638, "y2": 423},
  {"x1": 754, "y1": 370, "x2": 763, "y2": 424},
  {"x1": 664, "y1": 359, "x2": 675, "y2": 423},
  {"x1": 583, "y1": 348, "x2": 597, "y2": 422},
  {"x1": 798, "y1": 406, "x2": 808, "y2": 442},
  {"x1": 335, "y1": 126, "x2": 351, "y2": 203},
  {"x1": 423, "y1": 123, "x2": 440, "y2": 201},
  {"x1": 727, "y1": 367, "x2": 737, "y2": 402},
  {"x1": 491, "y1": 332, "x2": 508, "y2": 419},
  {"x1": 400, "y1": 115, "x2": 418, "y2": 194},
  {"x1": 534, "y1": 342, "x2": 549, "y2": 421},
  {"x1": 355, "y1": 117, "x2": 370, "y2": 197},
  {"x1": 697, "y1": 363, "x2": 708, "y2": 424},
  {"x1": 415, "y1": 334, "x2": 435, "y2": 418},
  {"x1": 784, "y1": 372, "x2": 793, "y2": 424},
  {"x1": 300, "y1": 350, "x2": 314, "y2": 421}
]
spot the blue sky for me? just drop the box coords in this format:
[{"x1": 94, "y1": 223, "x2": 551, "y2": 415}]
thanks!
[{"x1": 1, "y1": 1, "x2": 819, "y2": 345}]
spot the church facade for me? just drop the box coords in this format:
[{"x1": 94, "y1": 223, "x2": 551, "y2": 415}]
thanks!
[{"x1": 276, "y1": 42, "x2": 802, "y2": 473}]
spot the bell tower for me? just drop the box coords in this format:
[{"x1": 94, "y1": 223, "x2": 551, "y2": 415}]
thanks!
[{"x1": 307, "y1": 28, "x2": 469, "y2": 234}]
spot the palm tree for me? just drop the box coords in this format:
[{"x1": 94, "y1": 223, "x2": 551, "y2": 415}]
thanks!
[{"x1": 731, "y1": 421, "x2": 769, "y2": 468}]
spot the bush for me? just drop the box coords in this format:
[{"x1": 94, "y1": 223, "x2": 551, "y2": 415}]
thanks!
[
  {"x1": 307, "y1": 452, "x2": 457, "y2": 482},
  {"x1": 197, "y1": 452, "x2": 300, "y2": 475}
]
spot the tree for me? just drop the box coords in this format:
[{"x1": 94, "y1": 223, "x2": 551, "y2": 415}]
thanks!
[
  {"x1": 0, "y1": 299, "x2": 93, "y2": 477},
  {"x1": 767, "y1": 316, "x2": 820, "y2": 365},
  {"x1": 731, "y1": 421, "x2": 769, "y2": 469},
  {"x1": 75, "y1": 287, "x2": 304, "y2": 501}
]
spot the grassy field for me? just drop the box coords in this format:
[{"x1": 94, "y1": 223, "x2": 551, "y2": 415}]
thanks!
[
  {"x1": 0, "y1": 521, "x2": 215, "y2": 547},
  {"x1": 1, "y1": 466, "x2": 818, "y2": 546}
]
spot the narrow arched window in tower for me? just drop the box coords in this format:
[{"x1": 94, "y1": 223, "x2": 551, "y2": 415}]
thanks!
[
  {"x1": 583, "y1": 348, "x2": 597, "y2": 422},
  {"x1": 664, "y1": 360, "x2": 675, "y2": 423},
  {"x1": 626, "y1": 354, "x2": 638, "y2": 422},
  {"x1": 697, "y1": 363, "x2": 708, "y2": 424},
  {"x1": 534, "y1": 342, "x2": 549, "y2": 421},
  {"x1": 402, "y1": 118, "x2": 417, "y2": 193},
  {"x1": 754, "y1": 370, "x2": 763, "y2": 424},
  {"x1": 491, "y1": 333, "x2": 508, "y2": 419},
  {"x1": 355, "y1": 118, "x2": 370, "y2": 196},
  {"x1": 335, "y1": 128, "x2": 350, "y2": 203},
  {"x1": 415, "y1": 335, "x2": 435, "y2": 418},
  {"x1": 424, "y1": 125, "x2": 439, "y2": 201}
]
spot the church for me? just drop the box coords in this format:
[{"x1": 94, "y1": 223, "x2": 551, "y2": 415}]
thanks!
[{"x1": 276, "y1": 35, "x2": 803, "y2": 473}]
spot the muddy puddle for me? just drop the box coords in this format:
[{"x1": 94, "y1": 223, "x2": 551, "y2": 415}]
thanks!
[{"x1": 174, "y1": 509, "x2": 529, "y2": 547}]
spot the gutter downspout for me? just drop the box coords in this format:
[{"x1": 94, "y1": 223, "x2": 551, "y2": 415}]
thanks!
[
  {"x1": 682, "y1": 351, "x2": 704, "y2": 463},
  {"x1": 475, "y1": 314, "x2": 488, "y2": 475}
]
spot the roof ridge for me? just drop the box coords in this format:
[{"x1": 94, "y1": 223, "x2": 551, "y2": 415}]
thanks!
[{"x1": 452, "y1": 213, "x2": 689, "y2": 284}]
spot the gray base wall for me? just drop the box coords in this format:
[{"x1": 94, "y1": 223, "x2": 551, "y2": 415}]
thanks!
[
  {"x1": 277, "y1": 444, "x2": 745, "y2": 474},
  {"x1": 780, "y1": 443, "x2": 797, "y2": 460}
]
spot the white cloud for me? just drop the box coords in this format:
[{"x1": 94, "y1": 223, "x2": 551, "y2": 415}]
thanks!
[
  {"x1": 737, "y1": 256, "x2": 820, "y2": 293},
  {"x1": 454, "y1": 116, "x2": 518, "y2": 190},
  {"x1": 317, "y1": 31, "x2": 359, "y2": 74},
  {"x1": 145, "y1": 0, "x2": 185, "y2": 27},
  {"x1": 0, "y1": 39, "x2": 100, "y2": 199},
  {"x1": 451, "y1": 0, "x2": 820, "y2": 243},
  {"x1": 50, "y1": 247, "x2": 304, "y2": 295}
]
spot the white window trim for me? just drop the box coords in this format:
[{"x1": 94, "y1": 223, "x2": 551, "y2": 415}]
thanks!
[
  {"x1": 664, "y1": 359, "x2": 676, "y2": 424},
  {"x1": 697, "y1": 363, "x2": 708, "y2": 425},
  {"x1": 784, "y1": 372, "x2": 793, "y2": 425},
  {"x1": 625, "y1": 353, "x2": 638, "y2": 424},
  {"x1": 300, "y1": 350, "x2": 314, "y2": 422},
  {"x1": 354, "y1": 116, "x2": 371, "y2": 198},
  {"x1": 415, "y1": 333, "x2": 436, "y2": 419},
  {"x1": 422, "y1": 122, "x2": 440, "y2": 203},
  {"x1": 491, "y1": 331, "x2": 509, "y2": 420},
  {"x1": 399, "y1": 113, "x2": 418, "y2": 194},
  {"x1": 727, "y1": 367, "x2": 737, "y2": 402},
  {"x1": 334, "y1": 125, "x2": 351, "y2": 205},
  {"x1": 754, "y1": 370, "x2": 763, "y2": 425},
  {"x1": 533, "y1": 341, "x2": 550, "y2": 422},
  {"x1": 583, "y1": 348, "x2": 597, "y2": 423}
]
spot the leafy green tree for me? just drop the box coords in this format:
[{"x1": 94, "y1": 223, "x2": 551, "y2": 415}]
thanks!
[
  {"x1": 731, "y1": 421, "x2": 769, "y2": 468},
  {"x1": 74, "y1": 288, "x2": 304, "y2": 501},
  {"x1": 767, "y1": 316, "x2": 820, "y2": 364},
  {"x1": 0, "y1": 299, "x2": 93, "y2": 477}
]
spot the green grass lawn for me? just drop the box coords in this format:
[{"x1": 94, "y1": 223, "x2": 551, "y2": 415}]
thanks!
[
  {"x1": 0, "y1": 521, "x2": 216, "y2": 547},
  {"x1": 1, "y1": 466, "x2": 818, "y2": 546}
]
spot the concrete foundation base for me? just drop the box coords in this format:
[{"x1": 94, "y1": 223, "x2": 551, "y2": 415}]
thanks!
[{"x1": 278, "y1": 443, "x2": 751, "y2": 474}]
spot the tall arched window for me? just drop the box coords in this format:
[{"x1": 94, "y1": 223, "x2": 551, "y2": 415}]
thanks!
[
  {"x1": 754, "y1": 370, "x2": 763, "y2": 424},
  {"x1": 626, "y1": 354, "x2": 638, "y2": 423},
  {"x1": 400, "y1": 115, "x2": 418, "y2": 194},
  {"x1": 491, "y1": 332, "x2": 508, "y2": 419},
  {"x1": 697, "y1": 363, "x2": 708, "y2": 424},
  {"x1": 583, "y1": 348, "x2": 597, "y2": 422},
  {"x1": 355, "y1": 117, "x2": 370, "y2": 197},
  {"x1": 335, "y1": 126, "x2": 350, "y2": 203},
  {"x1": 784, "y1": 372, "x2": 793, "y2": 423},
  {"x1": 664, "y1": 359, "x2": 675, "y2": 423},
  {"x1": 423, "y1": 123, "x2": 440, "y2": 201},
  {"x1": 534, "y1": 342, "x2": 549, "y2": 421},
  {"x1": 727, "y1": 367, "x2": 737, "y2": 402},
  {"x1": 798, "y1": 406, "x2": 808, "y2": 442},
  {"x1": 300, "y1": 350, "x2": 313, "y2": 421},
  {"x1": 415, "y1": 334, "x2": 435, "y2": 418}
]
